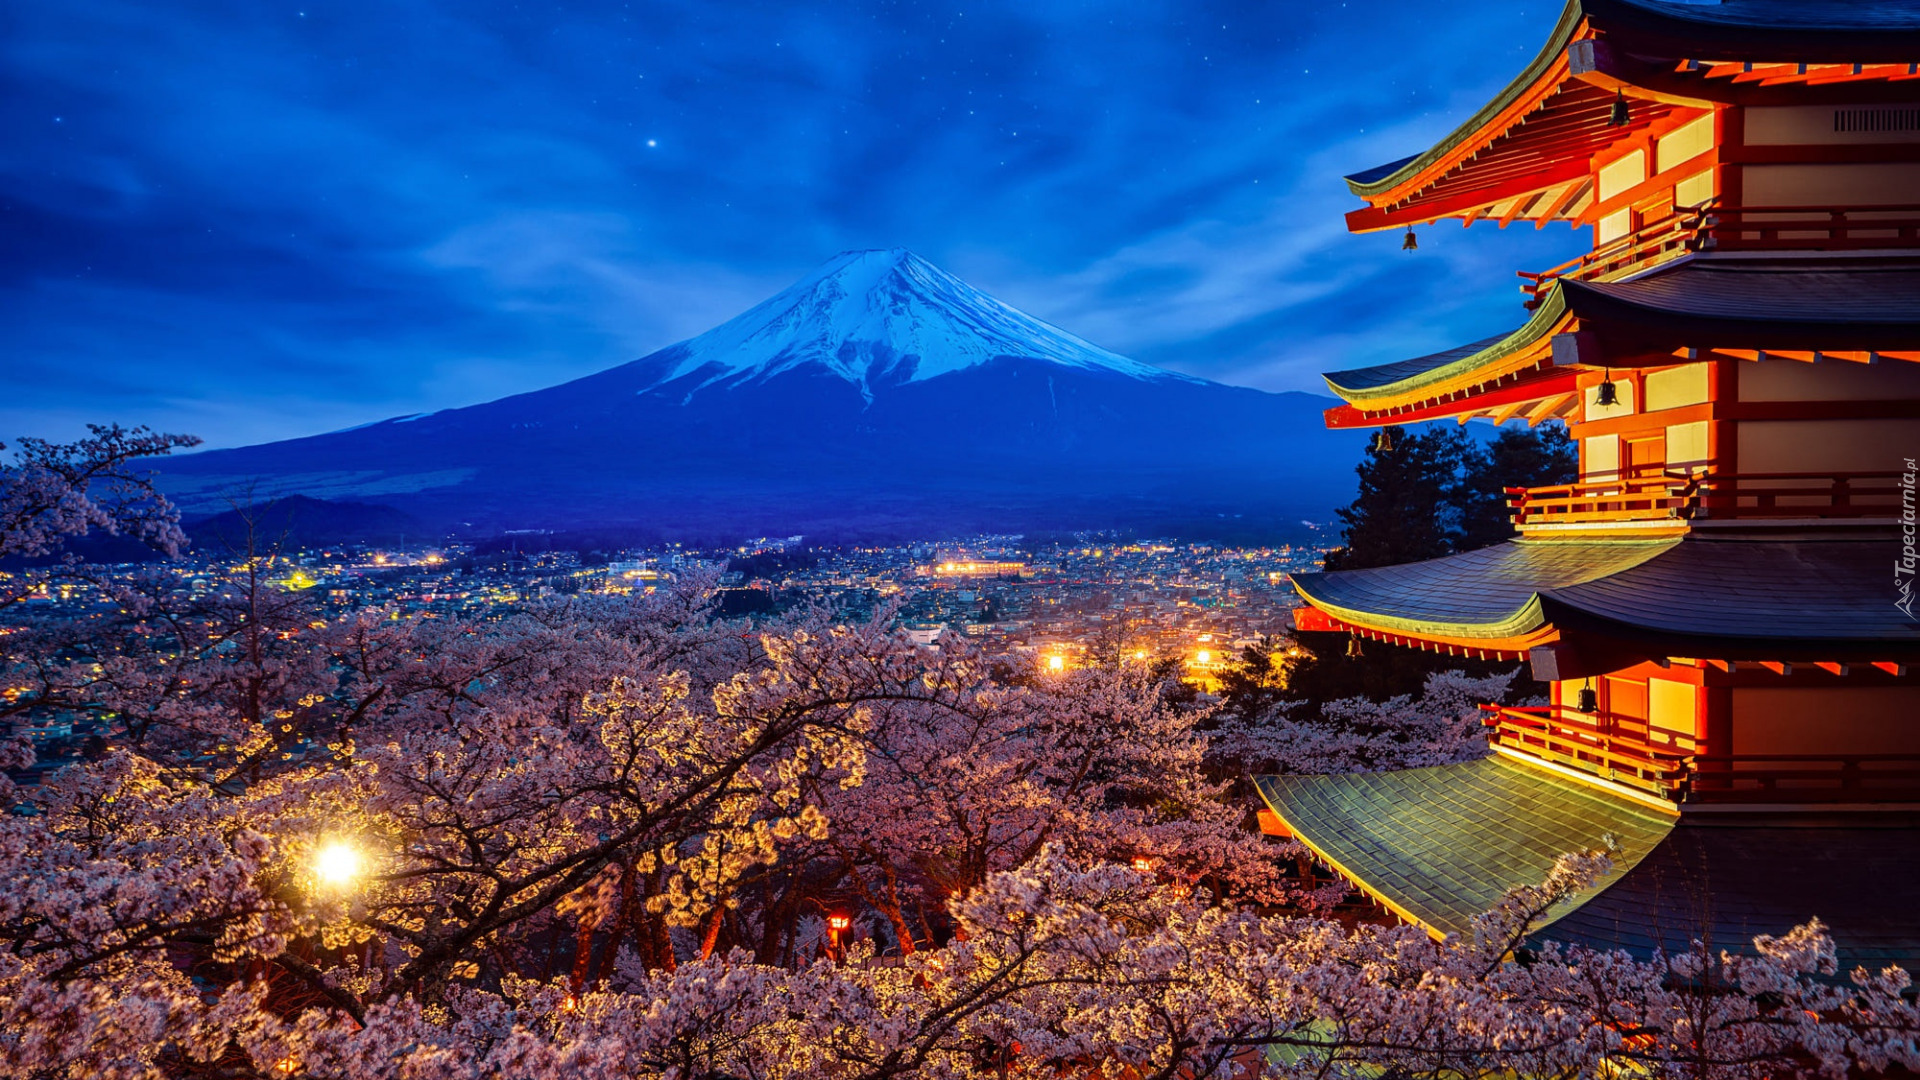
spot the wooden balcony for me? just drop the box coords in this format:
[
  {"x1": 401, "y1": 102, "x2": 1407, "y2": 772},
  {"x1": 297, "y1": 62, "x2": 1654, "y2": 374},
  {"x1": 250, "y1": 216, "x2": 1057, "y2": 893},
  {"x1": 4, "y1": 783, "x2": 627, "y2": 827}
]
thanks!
[
  {"x1": 1519, "y1": 209, "x2": 1704, "y2": 307},
  {"x1": 1518, "y1": 202, "x2": 1920, "y2": 307},
  {"x1": 1505, "y1": 475, "x2": 1689, "y2": 527},
  {"x1": 1480, "y1": 704, "x2": 1690, "y2": 798},
  {"x1": 1482, "y1": 705, "x2": 1920, "y2": 805},
  {"x1": 1686, "y1": 753, "x2": 1920, "y2": 804},
  {"x1": 1506, "y1": 471, "x2": 1906, "y2": 528},
  {"x1": 1705, "y1": 204, "x2": 1920, "y2": 253}
]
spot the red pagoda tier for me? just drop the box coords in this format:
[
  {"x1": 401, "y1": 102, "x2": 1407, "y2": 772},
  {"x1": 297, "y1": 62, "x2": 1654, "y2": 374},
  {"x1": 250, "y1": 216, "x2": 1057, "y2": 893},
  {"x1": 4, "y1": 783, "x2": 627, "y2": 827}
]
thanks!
[{"x1": 1257, "y1": 0, "x2": 1920, "y2": 974}]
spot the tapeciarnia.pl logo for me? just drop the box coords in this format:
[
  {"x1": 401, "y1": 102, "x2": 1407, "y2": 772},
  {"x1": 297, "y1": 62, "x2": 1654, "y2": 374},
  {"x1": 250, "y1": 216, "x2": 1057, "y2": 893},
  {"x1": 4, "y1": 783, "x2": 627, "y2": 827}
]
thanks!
[{"x1": 1899, "y1": 457, "x2": 1917, "y2": 620}]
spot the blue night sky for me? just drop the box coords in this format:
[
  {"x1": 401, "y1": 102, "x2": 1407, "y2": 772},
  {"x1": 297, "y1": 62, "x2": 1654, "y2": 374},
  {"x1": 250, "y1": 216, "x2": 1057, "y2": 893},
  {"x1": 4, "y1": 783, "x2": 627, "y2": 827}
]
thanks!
[{"x1": 5, "y1": 0, "x2": 1591, "y2": 450}]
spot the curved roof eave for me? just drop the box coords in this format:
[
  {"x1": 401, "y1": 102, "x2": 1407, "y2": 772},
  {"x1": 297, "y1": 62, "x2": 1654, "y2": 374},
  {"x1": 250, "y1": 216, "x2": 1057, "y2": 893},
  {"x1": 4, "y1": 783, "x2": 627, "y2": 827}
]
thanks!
[
  {"x1": 1288, "y1": 538, "x2": 1682, "y2": 644},
  {"x1": 1345, "y1": 0, "x2": 1920, "y2": 203},
  {"x1": 1292, "y1": 582, "x2": 1552, "y2": 642},
  {"x1": 1322, "y1": 286, "x2": 1569, "y2": 405},
  {"x1": 1255, "y1": 757, "x2": 1678, "y2": 941},
  {"x1": 1345, "y1": 0, "x2": 1586, "y2": 200}
]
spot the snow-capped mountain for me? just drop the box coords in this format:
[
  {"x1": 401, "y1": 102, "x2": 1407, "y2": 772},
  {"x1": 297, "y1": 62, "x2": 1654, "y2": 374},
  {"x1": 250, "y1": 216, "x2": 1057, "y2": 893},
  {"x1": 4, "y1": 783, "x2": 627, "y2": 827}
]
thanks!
[
  {"x1": 159, "y1": 251, "x2": 1365, "y2": 539},
  {"x1": 648, "y1": 248, "x2": 1191, "y2": 401}
]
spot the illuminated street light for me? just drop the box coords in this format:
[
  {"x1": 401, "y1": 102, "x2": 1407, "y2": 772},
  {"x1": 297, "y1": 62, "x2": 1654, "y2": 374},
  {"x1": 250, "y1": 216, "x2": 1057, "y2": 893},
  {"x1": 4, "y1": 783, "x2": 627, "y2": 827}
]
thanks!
[
  {"x1": 1195, "y1": 649, "x2": 1212, "y2": 665},
  {"x1": 313, "y1": 840, "x2": 362, "y2": 886},
  {"x1": 826, "y1": 911, "x2": 852, "y2": 962},
  {"x1": 1131, "y1": 856, "x2": 1153, "y2": 872},
  {"x1": 1046, "y1": 654, "x2": 1065, "y2": 672}
]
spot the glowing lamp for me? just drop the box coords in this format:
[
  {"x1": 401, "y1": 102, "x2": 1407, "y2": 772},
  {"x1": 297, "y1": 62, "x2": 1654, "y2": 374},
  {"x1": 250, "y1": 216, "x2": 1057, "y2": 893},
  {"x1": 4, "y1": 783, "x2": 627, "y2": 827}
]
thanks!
[
  {"x1": 313, "y1": 840, "x2": 362, "y2": 886},
  {"x1": 1195, "y1": 649, "x2": 1211, "y2": 665},
  {"x1": 827, "y1": 913, "x2": 852, "y2": 932},
  {"x1": 1046, "y1": 655, "x2": 1065, "y2": 672},
  {"x1": 1131, "y1": 857, "x2": 1153, "y2": 872},
  {"x1": 1133, "y1": 650, "x2": 1146, "y2": 661}
]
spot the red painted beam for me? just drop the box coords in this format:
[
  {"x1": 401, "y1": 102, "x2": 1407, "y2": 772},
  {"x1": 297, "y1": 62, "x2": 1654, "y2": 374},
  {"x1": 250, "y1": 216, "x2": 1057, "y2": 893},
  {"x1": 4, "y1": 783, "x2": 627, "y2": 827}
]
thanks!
[
  {"x1": 1346, "y1": 159, "x2": 1591, "y2": 233},
  {"x1": 1293, "y1": 605, "x2": 1340, "y2": 632},
  {"x1": 1323, "y1": 368, "x2": 1583, "y2": 429}
]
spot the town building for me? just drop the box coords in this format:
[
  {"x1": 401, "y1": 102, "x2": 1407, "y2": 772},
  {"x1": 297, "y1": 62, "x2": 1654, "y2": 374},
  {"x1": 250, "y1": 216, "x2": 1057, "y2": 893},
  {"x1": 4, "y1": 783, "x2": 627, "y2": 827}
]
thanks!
[{"x1": 1259, "y1": 0, "x2": 1920, "y2": 973}]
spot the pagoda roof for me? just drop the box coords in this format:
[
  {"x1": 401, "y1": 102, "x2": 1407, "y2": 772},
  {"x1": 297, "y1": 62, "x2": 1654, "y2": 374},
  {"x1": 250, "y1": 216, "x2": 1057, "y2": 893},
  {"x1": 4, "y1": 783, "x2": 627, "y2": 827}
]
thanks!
[
  {"x1": 1559, "y1": 256, "x2": 1920, "y2": 349},
  {"x1": 1541, "y1": 811, "x2": 1920, "y2": 974},
  {"x1": 1344, "y1": 0, "x2": 1920, "y2": 231},
  {"x1": 1257, "y1": 757, "x2": 1920, "y2": 971},
  {"x1": 1322, "y1": 256, "x2": 1920, "y2": 412},
  {"x1": 1254, "y1": 755, "x2": 1676, "y2": 938},
  {"x1": 1324, "y1": 334, "x2": 1512, "y2": 395},
  {"x1": 1291, "y1": 535, "x2": 1920, "y2": 659},
  {"x1": 1324, "y1": 294, "x2": 1566, "y2": 406},
  {"x1": 1292, "y1": 538, "x2": 1675, "y2": 643}
]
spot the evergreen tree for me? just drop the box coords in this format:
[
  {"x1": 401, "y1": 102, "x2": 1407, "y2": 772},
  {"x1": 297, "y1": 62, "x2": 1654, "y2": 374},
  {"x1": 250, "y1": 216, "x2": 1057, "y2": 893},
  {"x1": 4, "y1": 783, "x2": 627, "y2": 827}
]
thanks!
[
  {"x1": 1293, "y1": 421, "x2": 1573, "y2": 706},
  {"x1": 1321, "y1": 425, "x2": 1473, "y2": 571},
  {"x1": 1214, "y1": 637, "x2": 1290, "y2": 722},
  {"x1": 1457, "y1": 423, "x2": 1577, "y2": 552}
]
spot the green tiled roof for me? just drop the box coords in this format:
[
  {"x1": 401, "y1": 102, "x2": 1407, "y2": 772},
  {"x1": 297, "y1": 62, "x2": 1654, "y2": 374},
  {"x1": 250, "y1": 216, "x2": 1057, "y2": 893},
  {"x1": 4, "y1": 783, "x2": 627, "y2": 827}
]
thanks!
[
  {"x1": 1321, "y1": 257, "x2": 1920, "y2": 407},
  {"x1": 1288, "y1": 538, "x2": 1678, "y2": 642},
  {"x1": 1542, "y1": 813, "x2": 1920, "y2": 975},
  {"x1": 1293, "y1": 536, "x2": 1920, "y2": 654},
  {"x1": 1346, "y1": 0, "x2": 1920, "y2": 200},
  {"x1": 1343, "y1": 2, "x2": 1584, "y2": 199},
  {"x1": 1256, "y1": 756, "x2": 1677, "y2": 939},
  {"x1": 1321, "y1": 289, "x2": 1565, "y2": 404}
]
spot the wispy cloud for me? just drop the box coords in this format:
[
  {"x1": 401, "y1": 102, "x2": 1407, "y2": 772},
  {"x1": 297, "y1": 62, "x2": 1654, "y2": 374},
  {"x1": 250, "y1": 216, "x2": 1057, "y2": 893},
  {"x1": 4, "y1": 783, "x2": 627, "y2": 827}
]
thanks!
[{"x1": 3, "y1": 0, "x2": 1588, "y2": 448}]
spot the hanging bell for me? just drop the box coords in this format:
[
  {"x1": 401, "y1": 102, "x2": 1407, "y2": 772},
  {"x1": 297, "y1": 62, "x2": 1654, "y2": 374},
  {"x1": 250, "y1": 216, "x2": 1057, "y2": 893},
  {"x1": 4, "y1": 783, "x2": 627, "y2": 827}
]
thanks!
[
  {"x1": 1345, "y1": 635, "x2": 1365, "y2": 659},
  {"x1": 1595, "y1": 377, "x2": 1620, "y2": 407},
  {"x1": 1576, "y1": 685, "x2": 1599, "y2": 713},
  {"x1": 1609, "y1": 89, "x2": 1630, "y2": 127},
  {"x1": 1401, "y1": 227, "x2": 1418, "y2": 251},
  {"x1": 1373, "y1": 427, "x2": 1394, "y2": 453}
]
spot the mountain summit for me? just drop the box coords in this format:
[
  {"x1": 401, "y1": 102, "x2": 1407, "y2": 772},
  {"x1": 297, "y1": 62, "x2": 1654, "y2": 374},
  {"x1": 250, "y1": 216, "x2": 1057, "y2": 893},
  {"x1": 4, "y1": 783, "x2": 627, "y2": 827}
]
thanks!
[
  {"x1": 160, "y1": 252, "x2": 1362, "y2": 540},
  {"x1": 647, "y1": 249, "x2": 1187, "y2": 401}
]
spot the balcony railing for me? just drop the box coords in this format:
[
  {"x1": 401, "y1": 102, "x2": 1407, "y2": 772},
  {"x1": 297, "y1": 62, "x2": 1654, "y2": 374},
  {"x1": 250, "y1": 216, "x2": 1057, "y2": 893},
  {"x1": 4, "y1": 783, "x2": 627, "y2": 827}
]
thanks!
[
  {"x1": 1685, "y1": 753, "x2": 1920, "y2": 804},
  {"x1": 1705, "y1": 204, "x2": 1920, "y2": 252},
  {"x1": 1482, "y1": 705, "x2": 1920, "y2": 804},
  {"x1": 1519, "y1": 207, "x2": 1707, "y2": 307},
  {"x1": 1505, "y1": 474, "x2": 1690, "y2": 527},
  {"x1": 1518, "y1": 202, "x2": 1920, "y2": 306},
  {"x1": 1506, "y1": 471, "x2": 1906, "y2": 528},
  {"x1": 1481, "y1": 705, "x2": 1691, "y2": 798}
]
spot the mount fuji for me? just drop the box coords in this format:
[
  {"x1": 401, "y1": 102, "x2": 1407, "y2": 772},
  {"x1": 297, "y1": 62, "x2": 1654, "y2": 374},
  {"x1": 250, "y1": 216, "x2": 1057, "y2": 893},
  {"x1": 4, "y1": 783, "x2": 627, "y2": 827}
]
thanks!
[{"x1": 159, "y1": 249, "x2": 1365, "y2": 540}]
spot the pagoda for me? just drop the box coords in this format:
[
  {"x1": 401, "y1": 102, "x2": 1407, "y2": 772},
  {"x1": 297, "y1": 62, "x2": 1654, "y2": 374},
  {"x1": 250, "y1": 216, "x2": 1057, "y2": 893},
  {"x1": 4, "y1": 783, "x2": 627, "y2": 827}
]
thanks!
[{"x1": 1257, "y1": 0, "x2": 1920, "y2": 972}]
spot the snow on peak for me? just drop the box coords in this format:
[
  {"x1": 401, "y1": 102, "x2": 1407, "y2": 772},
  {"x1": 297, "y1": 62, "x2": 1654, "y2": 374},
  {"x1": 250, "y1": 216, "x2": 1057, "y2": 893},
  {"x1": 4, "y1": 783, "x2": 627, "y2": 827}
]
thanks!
[{"x1": 653, "y1": 248, "x2": 1191, "y2": 398}]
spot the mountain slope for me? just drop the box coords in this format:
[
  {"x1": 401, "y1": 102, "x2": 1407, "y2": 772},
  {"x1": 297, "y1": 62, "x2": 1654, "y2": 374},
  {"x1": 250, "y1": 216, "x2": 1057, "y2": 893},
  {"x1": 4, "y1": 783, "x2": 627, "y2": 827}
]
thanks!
[
  {"x1": 645, "y1": 248, "x2": 1189, "y2": 399},
  {"x1": 159, "y1": 250, "x2": 1364, "y2": 539}
]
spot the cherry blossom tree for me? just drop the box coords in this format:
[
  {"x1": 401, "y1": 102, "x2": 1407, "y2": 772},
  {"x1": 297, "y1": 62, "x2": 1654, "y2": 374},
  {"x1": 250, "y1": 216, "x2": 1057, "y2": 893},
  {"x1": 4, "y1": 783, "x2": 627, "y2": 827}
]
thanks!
[
  {"x1": 1209, "y1": 668, "x2": 1518, "y2": 777},
  {"x1": 1, "y1": 427, "x2": 1914, "y2": 1080}
]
